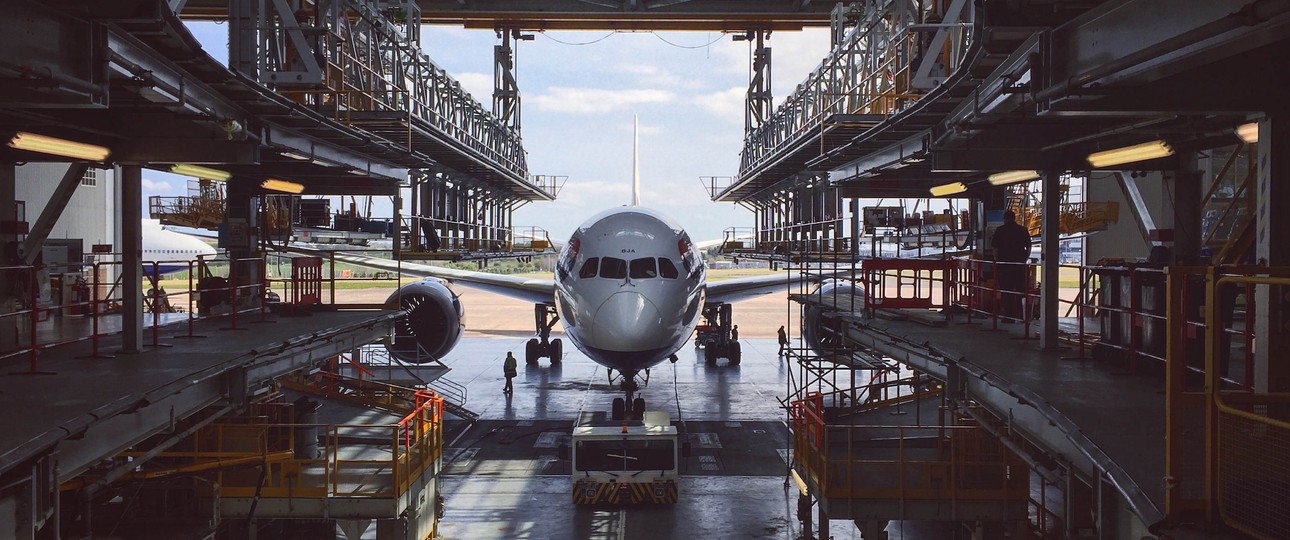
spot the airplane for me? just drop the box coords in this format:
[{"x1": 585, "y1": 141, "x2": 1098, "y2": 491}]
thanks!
[
  {"x1": 141, "y1": 219, "x2": 218, "y2": 276},
  {"x1": 334, "y1": 117, "x2": 828, "y2": 418}
]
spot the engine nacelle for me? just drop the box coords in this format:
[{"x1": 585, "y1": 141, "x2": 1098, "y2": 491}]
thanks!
[
  {"x1": 385, "y1": 278, "x2": 464, "y2": 363},
  {"x1": 802, "y1": 279, "x2": 867, "y2": 354}
]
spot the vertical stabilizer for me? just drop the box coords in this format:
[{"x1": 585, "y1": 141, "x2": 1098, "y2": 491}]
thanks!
[{"x1": 631, "y1": 115, "x2": 640, "y2": 206}]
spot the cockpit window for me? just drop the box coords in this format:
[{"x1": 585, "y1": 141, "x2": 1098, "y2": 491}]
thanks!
[
  {"x1": 630, "y1": 258, "x2": 657, "y2": 279},
  {"x1": 600, "y1": 257, "x2": 627, "y2": 279},
  {"x1": 657, "y1": 258, "x2": 678, "y2": 279},
  {"x1": 579, "y1": 258, "x2": 599, "y2": 279}
]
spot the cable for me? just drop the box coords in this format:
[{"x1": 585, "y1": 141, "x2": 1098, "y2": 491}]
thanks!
[
  {"x1": 539, "y1": 31, "x2": 616, "y2": 46},
  {"x1": 651, "y1": 31, "x2": 726, "y2": 49},
  {"x1": 672, "y1": 360, "x2": 687, "y2": 474}
]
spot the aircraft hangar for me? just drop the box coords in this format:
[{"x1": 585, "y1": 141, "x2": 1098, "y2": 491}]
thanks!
[{"x1": 0, "y1": 1, "x2": 1288, "y2": 539}]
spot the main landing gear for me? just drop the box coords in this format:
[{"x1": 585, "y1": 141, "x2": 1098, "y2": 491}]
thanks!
[{"x1": 525, "y1": 304, "x2": 562, "y2": 365}]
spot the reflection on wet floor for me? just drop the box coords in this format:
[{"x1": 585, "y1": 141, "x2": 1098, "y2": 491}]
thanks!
[{"x1": 425, "y1": 336, "x2": 941, "y2": 540}]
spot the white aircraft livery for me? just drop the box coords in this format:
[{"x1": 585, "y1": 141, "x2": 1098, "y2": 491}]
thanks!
[
  {"x1": 142, "y1": 219, "x2": 217, "y2": 276},
  {"x1": 330, "y1": 120, "x2": 808, "y2": 413}
]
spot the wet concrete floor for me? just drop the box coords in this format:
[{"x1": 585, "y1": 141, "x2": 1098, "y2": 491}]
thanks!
[{"x1": 424, "y1": 335, "x2": 952, "y2": 540}]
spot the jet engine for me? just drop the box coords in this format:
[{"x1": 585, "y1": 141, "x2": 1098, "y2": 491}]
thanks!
[
  {"x1": 385, "y1": 278, "x2": 464, "y2": 363},
  {"x1": 801, "y1": 279, "x2": 867, "y2": 354}
]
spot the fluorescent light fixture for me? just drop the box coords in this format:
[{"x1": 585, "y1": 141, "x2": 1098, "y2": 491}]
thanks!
[
  {"x1": 929, "y1": 181, "x2": 967, "y2": 197},
  {"x1": 1087, "y1": 140, "x2": 1174, "y2": 168},
  {"x1": 1236, "y1": 122, "x2": 1259, "y2": 143},
  {"x1": 988, "y1": 170, "x2": 1041, "y2": 186},
  {"x1": 8, "y1": 132, "x2": 110, "y2": 161},
  {"x1": 261, "y1": 178, "x2": 304, "y2": 194},
  {"x1": 279, "y1": 150, "x2": 311, "y2": 161},
  {"x1": 170, "y1": 164, "x2": 231, "y2": 182}
]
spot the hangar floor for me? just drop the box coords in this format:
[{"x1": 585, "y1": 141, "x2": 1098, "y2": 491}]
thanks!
[{"x1": 414, "y1": 335, "x2": 951, "y2": 540}]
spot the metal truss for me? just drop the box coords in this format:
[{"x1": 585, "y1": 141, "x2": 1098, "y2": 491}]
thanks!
[
  {"x1": 225, "y1": 0, "x2": 530, "y2": 184},
  {"x1": 738, "y1": 0, "x2": 973, "y2": 180}
]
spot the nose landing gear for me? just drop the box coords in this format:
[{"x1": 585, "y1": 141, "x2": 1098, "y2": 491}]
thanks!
[{"x1": 610, "y1": 372, "x2": 645, "y2": 421}]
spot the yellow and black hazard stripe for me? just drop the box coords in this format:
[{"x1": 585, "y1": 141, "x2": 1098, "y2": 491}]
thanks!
[{"x1": 572, "y1": 480, "x2": 678, "y2": 505}]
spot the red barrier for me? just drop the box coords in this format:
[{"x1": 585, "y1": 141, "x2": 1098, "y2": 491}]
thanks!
[
  {"x1": 862, "y1": 258, "x2": 956, "y2": 311},
  {"x1": 292, "y1": 257, "x2": 323, "y2": 306}
]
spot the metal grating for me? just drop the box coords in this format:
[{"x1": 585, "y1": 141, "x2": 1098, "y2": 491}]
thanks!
[{"x1": 1219, "y1": 405, "x2": 1290, "y2": 540}]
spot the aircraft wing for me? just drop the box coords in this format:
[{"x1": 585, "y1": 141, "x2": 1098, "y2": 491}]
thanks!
[
  {"x1": 327, "y1": 251, "x2": 557, "y2": 305},
  {"x1": 705, "y1": 271, "x2": 800, "y2": 304}
]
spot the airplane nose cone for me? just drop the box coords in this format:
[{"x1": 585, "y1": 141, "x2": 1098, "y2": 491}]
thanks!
[{"x1": 589, "y1": 292, "x2": 665, "y2": 350}]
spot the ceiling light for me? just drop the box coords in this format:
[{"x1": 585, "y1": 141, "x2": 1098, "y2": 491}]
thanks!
[
  {"x1": 8, "y1": 132, "x2": 110, "y2": 161},
  {"x1": 1236, "y1": 122, "x2": 1259, "y2": 143},
  {"x1": 929, "y1": 181, "x2": 967, "y2": 197},
  {"x1": 1087, "y1": 140, "x2": 1174, "y2": 168},
  {"x1": 261, "y1": 178, "x2": 304, "y2": 194},
  {"x1": 279, "y1": 150, "x2": 311, "y2": 161},
  {"x1": 988, "y1": 170, "x2": 1040, "y2": 186},
  {"x1": 170, "y1": 164, "x2": 231, "y2": 182}
]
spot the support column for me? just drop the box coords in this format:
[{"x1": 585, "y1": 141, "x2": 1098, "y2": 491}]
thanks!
[
  {"x1": 1040, "y1": 169, "x2": 1062, "y2": 350},
  {"x1": 120, "y1": 164, "x2": 144, "y2": 352},
  {"x1": 1173, "y1": 157, "x2": 1203, "y2": 263},
  {"x1": 818, "y1": 502, "x2": 829, "y2": 540},
  {"x1": 1255, "y1": 114, "x2": 1290, "y2": 393},
  {"x1": 1, "y1": 162, "x2": 18, "y2": 354}
]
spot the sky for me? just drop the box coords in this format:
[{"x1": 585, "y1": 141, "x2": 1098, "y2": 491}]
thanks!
[{"x1": 146, "y1": 20, "x2": 835, "y2": 242}]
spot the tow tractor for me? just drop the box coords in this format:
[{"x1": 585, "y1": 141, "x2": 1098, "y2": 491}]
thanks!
[
  {"x1": 693, "y1": 302, "x2": 741, "y2": 365},
  {"x1": 526, "y1": 303, "x2": 563, "y2": 364},
  {"x1": 560, "y1": 410, "x2": 687, "y2": 505}
]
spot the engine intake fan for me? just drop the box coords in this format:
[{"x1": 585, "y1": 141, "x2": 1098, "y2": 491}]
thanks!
[{"x1": 385, "y1": 278, "x2": 464, "y2": 363}]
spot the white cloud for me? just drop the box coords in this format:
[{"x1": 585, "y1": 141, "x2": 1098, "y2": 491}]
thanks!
[
  {"x1": 709, "y1": 29, "x2": 832, "y2": 106},
  {"x1": 617, "y1": 64, "x2": 704, "y2": 91},
  {"x1": 142, "y1": 178, "x2": 173, "y2": 193},
  {"x1": 694, "y1": 87, "x2": 746, "y2": 125},
  {"x1": 451, "y1": 72, "x2": 494, "y2": 105},
  {"x1": 531, "y1": 87, "x2": 675, "y2": 114}
]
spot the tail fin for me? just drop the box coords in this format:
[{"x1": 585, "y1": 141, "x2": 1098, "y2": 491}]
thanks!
[{"x1": 631, "y1": 114, "x2": 640, "y2": 207}]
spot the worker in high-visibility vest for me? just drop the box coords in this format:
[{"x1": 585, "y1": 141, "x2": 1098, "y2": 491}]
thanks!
[{"x1": 503, "y1": 351, "x2": 518, "y2": 395}]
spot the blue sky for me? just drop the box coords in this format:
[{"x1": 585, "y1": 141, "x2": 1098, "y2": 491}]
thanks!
[{"x1": 145, "y1": 21, "x2": 835, "y2": 242}]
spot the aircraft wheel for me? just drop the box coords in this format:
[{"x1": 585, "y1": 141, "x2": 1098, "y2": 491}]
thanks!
[
  {"x1": 632, "y1": 398, "x2": 646, "y2": 418},
  {"x1": 525, "y1": 338, "x2": 539, "y2": 364},
  {"x1": 551, "y1": 338, "x2": 563, "y2": 363},
  {"x1": 611, "y1": 398, "x2": 626, "y2": 421},
  {"x1": 729, "y1": 341, "x2": 742, "y2": 366}
]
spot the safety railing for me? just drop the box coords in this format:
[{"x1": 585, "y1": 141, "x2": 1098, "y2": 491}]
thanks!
[
  {"x1": 791, "y1": 396, "x2": 1026, "y2": 503},
  {"x1": 1204, "y1": 274, "x2": 1290, "y2": 539},
  {"x1": 718, "y1": 227, "x2": 758, "y2": 254},
  {"x1": 862, "y1": 258, "x2": 956, "y2": 312},
  {"x1": 187, "y1": 390, "x2": 443, "y2": 500},
  {"x1": 400, "y1": 217, "x2": 554, "y2": 256},
  {"x1": 266, "y1": 250, "x2": 407, "y2": 310}
]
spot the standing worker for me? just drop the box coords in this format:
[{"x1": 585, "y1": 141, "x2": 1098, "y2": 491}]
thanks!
[
  {"x1": 730, "y1": 325, "x2": 739, "y2": 341},
  {"x1": 991, "y1": 210, "x2": 1033, "y2": 322},
  {"x1": 777, "y1": 325, "x2": 788, "y2": 356},
  {"x1": 503, "y1": 351, "x2": 518, "y2": 395}
]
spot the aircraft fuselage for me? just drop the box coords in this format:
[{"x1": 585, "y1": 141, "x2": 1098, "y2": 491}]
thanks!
[{"x1": 553, "y1": 207, "x2": 706, "y2": 376}]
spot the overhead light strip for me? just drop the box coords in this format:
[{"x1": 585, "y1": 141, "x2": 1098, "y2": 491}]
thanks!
[
  {"x1": 988, "y1": 170, "x2": 1041, "y2": 186},
  {"x1": 8, "y1": 132, "x2": 110, "y2": 161},
  {"x1": 1236, "y1": 122, "x2": 1259, "y2": 143},
  {"x1": 929, "y1": 181, "x2": 966, "y2": 197},
  {"x1": 1087, "y1": 140, "x2": 1173, "y2": 168},
  {"x1": 261, "y1": 178, "x2": 304, "y2": 194},
  {"x1": 170, "y1": 164, "x2": 231, "y2": 182}
]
